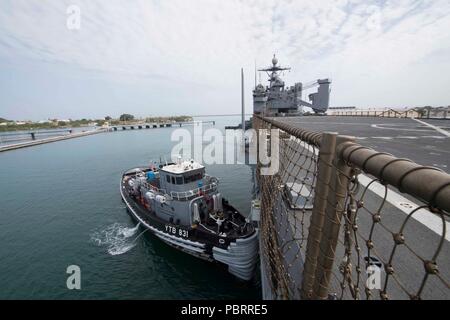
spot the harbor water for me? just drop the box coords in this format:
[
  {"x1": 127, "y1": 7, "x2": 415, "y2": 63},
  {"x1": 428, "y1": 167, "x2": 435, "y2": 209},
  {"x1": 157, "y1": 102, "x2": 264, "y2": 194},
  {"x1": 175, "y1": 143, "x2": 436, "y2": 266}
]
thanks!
[{"x1": 0, "y1": 116, "x2": 260, "y2": 299}]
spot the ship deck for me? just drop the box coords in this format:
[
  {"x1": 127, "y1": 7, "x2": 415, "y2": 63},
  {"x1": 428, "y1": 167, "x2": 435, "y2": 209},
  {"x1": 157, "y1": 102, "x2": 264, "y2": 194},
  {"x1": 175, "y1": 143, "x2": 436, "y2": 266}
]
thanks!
[
  {"x1": 268, "y1": 116, "x2": 450, "y2": 299},
  {"x1": 272, "y1": 116, "x2": 450, "y2": 169}
]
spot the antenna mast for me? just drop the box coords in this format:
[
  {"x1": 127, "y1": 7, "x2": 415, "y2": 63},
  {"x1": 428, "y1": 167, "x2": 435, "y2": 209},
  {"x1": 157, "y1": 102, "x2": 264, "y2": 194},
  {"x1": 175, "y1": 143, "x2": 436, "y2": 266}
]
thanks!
[
  {"x1": 254, "y1": 60, "x2": 257, "y2": 89},
  {"x1": 241, "y1": 68, "x2": 245, "y2": 139}
]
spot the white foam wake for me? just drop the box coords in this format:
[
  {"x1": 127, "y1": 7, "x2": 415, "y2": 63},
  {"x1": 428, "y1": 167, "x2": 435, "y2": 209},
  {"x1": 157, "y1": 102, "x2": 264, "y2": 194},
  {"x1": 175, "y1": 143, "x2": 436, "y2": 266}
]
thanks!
[
  {"x1": 91, "y1": 222, "x2": 141, "y2": 256},
  {"x1": 121, "y1": 222, "x2": 141, "y2": 238}
]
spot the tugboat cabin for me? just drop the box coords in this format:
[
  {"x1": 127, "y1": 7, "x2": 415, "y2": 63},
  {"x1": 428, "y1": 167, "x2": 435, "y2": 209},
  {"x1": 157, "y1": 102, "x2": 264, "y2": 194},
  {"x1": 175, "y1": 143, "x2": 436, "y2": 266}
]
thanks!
[{"x1": 159, "y1": 160, "x2": 206, "y2": 195}]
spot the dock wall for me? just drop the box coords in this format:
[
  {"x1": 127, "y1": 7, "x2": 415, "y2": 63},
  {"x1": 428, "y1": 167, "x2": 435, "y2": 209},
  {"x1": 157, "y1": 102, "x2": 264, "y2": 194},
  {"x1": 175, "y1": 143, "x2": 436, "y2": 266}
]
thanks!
[{"x1": 0, "y1": 128, "x2": 106, "y2": 153}]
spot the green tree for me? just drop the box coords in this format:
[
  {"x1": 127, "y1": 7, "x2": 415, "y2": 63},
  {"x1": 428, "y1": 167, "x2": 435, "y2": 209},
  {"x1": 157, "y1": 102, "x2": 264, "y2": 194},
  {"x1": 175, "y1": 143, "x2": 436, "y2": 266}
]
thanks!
[
  {"x1": 119, "y1": 114, "x2": 134, "y2": 121},
  {"x1": 105, "y1": 116, "x2": 112, "y2": 121}
]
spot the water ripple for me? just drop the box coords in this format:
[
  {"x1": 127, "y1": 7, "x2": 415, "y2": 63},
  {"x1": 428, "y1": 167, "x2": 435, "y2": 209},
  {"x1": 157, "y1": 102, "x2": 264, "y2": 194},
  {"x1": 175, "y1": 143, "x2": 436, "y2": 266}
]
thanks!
[{"x1": 90, "y1": 222, "x2": 140, "y2": 256}]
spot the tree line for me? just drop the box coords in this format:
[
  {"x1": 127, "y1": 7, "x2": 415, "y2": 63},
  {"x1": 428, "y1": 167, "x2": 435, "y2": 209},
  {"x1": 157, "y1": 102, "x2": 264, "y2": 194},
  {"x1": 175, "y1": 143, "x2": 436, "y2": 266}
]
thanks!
[{"x1": 0, "y1": 114, "x2": 194, "y2": 132}]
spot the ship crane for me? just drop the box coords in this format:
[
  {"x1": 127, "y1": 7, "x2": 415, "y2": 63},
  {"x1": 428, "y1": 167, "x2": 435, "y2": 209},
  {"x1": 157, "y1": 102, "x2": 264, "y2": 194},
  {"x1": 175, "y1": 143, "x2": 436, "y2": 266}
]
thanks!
[
  {"x1": 301, "y1": 80, "x2": 320, "y2": 91},
  {"x1": 297, "y1": 79, "x2": 332, "y2": 114}
]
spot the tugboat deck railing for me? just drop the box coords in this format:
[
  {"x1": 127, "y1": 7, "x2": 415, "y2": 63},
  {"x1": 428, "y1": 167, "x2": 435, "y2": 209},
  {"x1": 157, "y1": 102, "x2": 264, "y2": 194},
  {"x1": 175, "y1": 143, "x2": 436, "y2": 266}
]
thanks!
[
  {"x1": 170, "y1": 183, "x2": 218, "y2": 200},
  {"x1": 143, "y1": 182, "x2": 167, "y2": 195},
  {"x1": 139, "y1": 173, "x2": 219, "y2": 200}
]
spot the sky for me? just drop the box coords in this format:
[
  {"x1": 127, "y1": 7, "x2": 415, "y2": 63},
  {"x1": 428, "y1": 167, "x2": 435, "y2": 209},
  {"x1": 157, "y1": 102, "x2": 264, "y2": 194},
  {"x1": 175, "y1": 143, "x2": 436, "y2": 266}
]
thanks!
[{"x1": 0, "y1": 0, "x2": 449, "y2": 121}]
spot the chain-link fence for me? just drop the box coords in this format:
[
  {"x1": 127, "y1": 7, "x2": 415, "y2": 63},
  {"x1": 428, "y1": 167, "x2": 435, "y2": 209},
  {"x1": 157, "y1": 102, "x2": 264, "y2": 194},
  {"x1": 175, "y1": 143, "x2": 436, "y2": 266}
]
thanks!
[
  {"x1": 254, "y1": 115, "x2": 322, "y2": 299},
  {"x1": 254, "y1": 115, "x2": 450, "y2": 300}
]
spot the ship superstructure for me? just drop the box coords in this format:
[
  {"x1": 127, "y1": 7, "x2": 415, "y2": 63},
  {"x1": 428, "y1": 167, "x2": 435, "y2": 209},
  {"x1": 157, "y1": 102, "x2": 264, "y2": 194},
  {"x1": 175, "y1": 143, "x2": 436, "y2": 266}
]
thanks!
[{"x1": 253, "y1": 55, "x2": 331, "y2": 116}]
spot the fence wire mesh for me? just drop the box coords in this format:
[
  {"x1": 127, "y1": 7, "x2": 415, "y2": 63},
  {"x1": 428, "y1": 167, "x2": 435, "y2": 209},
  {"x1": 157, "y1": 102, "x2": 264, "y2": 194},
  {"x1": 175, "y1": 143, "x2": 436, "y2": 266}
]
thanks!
[
  {"x1": 254, "y1": 116, "x2": 321, "y2": 299},
  {"x1": 328, "y1": 145, "x2": 450, "y2": 300},
  {"x1": 254, "y1": 115, "x2": 450, "y2": 300}
]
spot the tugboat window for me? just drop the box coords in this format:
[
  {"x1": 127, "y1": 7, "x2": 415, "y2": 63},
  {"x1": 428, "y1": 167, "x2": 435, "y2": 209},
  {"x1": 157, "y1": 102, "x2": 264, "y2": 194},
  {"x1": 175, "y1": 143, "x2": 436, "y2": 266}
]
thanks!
[
  {"x1": 176, "y1": 176, "x2": 183, "y2": 184},
  {"x1": 171, "y1": 176, "x2": 176, "y2": 184},
  {"x1": 185, "y1": 173, "x2": 202, "y2": 183},
  {"x1": 166, "y1": 175, "x2": 170, "y2": 183}
]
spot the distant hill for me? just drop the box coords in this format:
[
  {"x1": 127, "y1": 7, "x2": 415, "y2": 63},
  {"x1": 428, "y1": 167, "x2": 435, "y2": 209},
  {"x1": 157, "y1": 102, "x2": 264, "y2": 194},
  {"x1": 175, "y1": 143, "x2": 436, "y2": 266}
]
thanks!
[{"x1": 0, "y1": 117, "x2": 10, "y2": 122}]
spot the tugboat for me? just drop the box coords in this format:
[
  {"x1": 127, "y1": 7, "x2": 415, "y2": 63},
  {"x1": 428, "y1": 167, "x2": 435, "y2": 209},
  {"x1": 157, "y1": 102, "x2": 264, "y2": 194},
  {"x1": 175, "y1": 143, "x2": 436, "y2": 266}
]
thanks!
[{"x1": 120, "y1": 157, "x2": 259, "y2": 280}]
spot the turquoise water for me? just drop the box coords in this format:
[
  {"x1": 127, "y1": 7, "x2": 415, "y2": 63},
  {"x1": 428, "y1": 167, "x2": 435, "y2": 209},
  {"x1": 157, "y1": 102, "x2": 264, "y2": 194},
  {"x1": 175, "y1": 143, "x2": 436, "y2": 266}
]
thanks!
[{"x1": 0, "y1": 116, "x2": 260, "y2": 299}]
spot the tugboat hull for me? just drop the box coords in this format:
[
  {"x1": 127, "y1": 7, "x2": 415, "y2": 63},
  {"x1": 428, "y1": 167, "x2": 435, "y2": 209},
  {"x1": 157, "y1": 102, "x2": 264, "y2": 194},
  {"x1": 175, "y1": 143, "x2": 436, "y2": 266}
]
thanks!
[{"x1": 120, "y1": 178, "x2": 259, "y2": 280}]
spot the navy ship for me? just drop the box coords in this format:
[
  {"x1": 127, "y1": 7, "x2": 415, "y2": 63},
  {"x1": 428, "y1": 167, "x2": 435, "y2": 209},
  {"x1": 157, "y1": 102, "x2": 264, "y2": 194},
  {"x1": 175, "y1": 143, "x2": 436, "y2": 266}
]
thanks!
[
  {"x1": 120, "y1": 157, "x2": 259, "y2": 280},
  {"x1": 227, "y1": 55, "x2": 332, "y2": 133},
  {"x1": 254, "y1": 55, "x2": 331, "y2": 116}
]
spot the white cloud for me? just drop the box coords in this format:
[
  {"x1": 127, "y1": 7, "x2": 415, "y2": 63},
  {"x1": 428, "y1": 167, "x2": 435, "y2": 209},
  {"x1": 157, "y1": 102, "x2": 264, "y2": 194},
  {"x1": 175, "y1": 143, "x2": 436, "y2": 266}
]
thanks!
[{"x1": 0, "y1": 0, "x2": 449, "y2": 117}]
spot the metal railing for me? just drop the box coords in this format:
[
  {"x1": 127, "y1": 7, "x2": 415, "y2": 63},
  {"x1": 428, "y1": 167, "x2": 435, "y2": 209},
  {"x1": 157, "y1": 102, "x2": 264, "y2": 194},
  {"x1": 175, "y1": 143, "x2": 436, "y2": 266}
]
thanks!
[
  {"x1": 254, "y1": 115, "x2": 450, "y2": 300},
  {"x1": 142, "y1": 182, "x2": 166, "y2": 195},
  {"x1": 330, "y1": 107, "x2": 450, "y2": 119},
  {"x1": 170, "y1": 182, "x2": 218, "y2": 200},
  {"x1": 140, "y1": 172, "x2": 219, "y2": 201},
  {"x1": 330, "y1": 108, "x2": 422, "y2": 118}
]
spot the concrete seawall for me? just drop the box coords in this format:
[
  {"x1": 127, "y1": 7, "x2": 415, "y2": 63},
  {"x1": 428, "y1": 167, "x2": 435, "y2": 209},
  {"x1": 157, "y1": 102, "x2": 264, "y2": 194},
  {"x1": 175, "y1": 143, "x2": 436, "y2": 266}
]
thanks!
[{"x1": 0, "y1": 128, "x2": 107, "y2": 153}]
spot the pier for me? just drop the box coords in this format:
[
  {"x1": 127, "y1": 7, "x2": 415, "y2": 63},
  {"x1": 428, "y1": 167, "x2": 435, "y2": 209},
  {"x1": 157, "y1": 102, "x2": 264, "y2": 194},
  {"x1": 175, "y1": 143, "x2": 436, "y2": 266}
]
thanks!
[
  {"x1": 0, "y1": 120, "x2": 217, "y2": 153},
  {"x1": 0, "y1": 128, "x2": 106, "y2": 153},
  {"x1": 109, "y1": 120, "x2": 215, "y2": 131},
  {"x1": 0, "y1": 128, "x2": 74, "y2": 141}
]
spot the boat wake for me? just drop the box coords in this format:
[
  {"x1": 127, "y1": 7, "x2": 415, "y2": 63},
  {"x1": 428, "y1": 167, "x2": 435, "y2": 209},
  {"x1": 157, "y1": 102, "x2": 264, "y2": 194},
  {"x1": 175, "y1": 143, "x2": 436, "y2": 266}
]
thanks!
[{"x1": 91, "y1": 222, "x2": 141, "y2": 255}]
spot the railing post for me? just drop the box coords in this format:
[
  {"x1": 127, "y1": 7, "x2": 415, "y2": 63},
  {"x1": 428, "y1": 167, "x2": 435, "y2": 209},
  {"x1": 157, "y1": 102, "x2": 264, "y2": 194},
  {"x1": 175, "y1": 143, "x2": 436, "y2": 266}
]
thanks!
[
  {"x1": 312, "y1": 135, "x2": 355, "y2": 299},
  {"x1": 301, "y1": 132, "x2": 337, "y2": 299}
]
